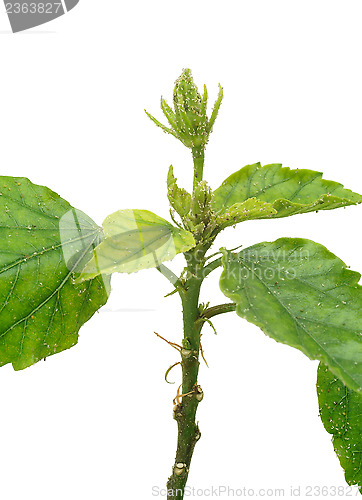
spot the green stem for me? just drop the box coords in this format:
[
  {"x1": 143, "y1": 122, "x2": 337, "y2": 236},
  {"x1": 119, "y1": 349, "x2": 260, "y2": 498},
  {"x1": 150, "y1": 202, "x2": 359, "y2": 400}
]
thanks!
[
  {"x1": 167, "y1": 249, "x2": 205, "y2": 499},
  {"x1": 203, "y1": 256, "x2": 222, "y2": 279},
  {"x1": 203, "y1": 302, "x2": 236, "y2": 319},
  {"x1": 192, "y1": 146, "x2": 205, "y2": 191}
]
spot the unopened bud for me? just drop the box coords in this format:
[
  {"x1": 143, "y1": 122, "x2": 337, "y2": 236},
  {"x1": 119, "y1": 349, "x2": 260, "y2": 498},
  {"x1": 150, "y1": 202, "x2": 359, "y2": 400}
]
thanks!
[
  {"x1": 145, "y1": 68, "x2": 223, "y2": 151},
  {"x1": 191, "y1": 181, "x2": 213, "y2": 225},
  {"x1": 173, "y1": 69, "x2": 206, "y2": 148}
]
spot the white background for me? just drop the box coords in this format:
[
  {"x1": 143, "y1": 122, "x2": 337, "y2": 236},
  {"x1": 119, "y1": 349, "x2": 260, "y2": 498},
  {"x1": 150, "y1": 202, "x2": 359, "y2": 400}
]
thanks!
[{"x1": 0, "y1": 1, "x2": 362, "y2": 499}]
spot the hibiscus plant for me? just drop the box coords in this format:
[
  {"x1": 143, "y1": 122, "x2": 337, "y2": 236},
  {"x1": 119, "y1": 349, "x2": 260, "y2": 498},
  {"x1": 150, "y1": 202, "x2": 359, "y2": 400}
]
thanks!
[{"x1": 0, "y1": 69, "x2": 361, "y2": 499}]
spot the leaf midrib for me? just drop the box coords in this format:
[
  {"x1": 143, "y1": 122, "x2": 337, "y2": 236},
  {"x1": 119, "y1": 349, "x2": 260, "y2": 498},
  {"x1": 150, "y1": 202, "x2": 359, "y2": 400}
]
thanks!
[
  {"x1": 105, "y1": 226, "x2": 173, "y2": 238},
  {"x1": 100, "y1": 229, "x2": 176, "y2": 268},
  {"x1": 0, "y1": 230, "x2": 100, "y2": 277}
]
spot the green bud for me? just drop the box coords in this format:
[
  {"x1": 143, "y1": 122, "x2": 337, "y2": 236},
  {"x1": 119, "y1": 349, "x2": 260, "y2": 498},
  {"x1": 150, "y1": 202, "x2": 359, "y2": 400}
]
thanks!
[
  {"x1": 172, "y1": 69, "x2": 208, "y2": 148},
  {"x1": 182, "y1": 338, "x2": 192, "y2": 350},
  {"x1": 191, "y1": 181, "x2": 212, "y2": 224},
  {"x1": 145, "y1": 68, "x2": 223, "y2": 151},
  {"x1": 188, "y1": 222, "x2": 205, "y2": 238},
  {"x1": 173, "y1": 70, "x2": 205, "y2": 140},
  {"x1": 173, "y1": 69, "x2": 201, "y2": 116}
]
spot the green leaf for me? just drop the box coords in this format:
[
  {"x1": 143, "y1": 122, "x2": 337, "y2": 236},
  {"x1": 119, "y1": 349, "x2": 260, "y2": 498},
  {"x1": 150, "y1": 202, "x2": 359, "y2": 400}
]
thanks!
[
  {"x1": 213, "y1": 163, "x2": 362, "y2": 219},
  {"x1": 317, "y1": 364, "x2": 362, "y2": 493},
  {"x1": 220, "y1": 238, "x2": 362, "y2": 392},
  {"x1": 144, "y1": 110, "x2": 180, "y2": 140},
  {"x1": 77, "y1": 209, "x2": 195, "y2": 280},
  {"x1": 0, "y1": 177, "x2": 110, "y2": 371},
  {"x1": 208, "y1": 83, "x2": 223, "y2": 132},
  {"x1": 167, "y1": 166, "x2": 192, "y2": 217}
]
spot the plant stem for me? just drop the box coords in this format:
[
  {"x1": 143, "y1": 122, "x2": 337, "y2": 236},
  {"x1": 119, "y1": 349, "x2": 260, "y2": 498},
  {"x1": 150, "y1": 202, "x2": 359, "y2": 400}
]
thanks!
[
  {"x1": 192, "y1": 146, "x2": 205, "y2": 191},
  {"x1": 167, "y1": 249, "x2": 205, "y2": 499},
  {"x1": 203, "y1": 256, "x2": 222, "y2": 278},
  {"x1": 166, "y1": 142, "x2": 210, "y2": 498},
  {"x1": 203, "y1": 302, "x2": 236, "y2": 319}
]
